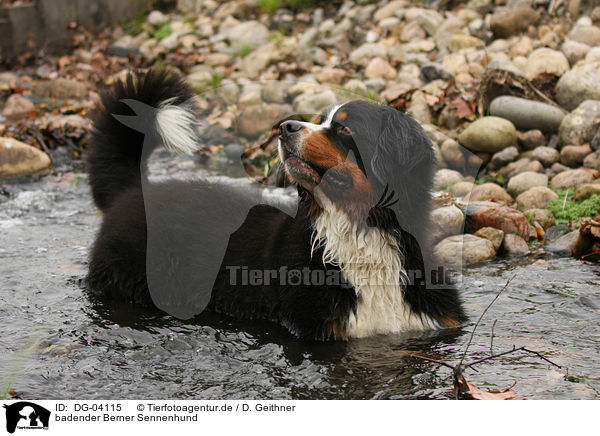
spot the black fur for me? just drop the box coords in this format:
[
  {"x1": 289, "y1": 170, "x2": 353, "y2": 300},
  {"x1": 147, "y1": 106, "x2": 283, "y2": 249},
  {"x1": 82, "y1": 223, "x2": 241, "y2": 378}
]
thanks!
[{"x1": 86, "y1": 70, "x2": 464, "y2": 340}]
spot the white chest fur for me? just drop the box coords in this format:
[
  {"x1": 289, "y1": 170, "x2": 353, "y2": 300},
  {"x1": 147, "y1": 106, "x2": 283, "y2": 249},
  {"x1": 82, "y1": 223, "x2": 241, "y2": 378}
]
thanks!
[{"x1": 312, "y1": 201, "x2": 438, "y2": 337}]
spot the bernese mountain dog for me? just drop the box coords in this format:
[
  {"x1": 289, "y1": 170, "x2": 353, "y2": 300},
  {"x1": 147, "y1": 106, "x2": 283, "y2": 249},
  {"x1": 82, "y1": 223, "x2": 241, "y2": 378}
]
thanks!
[{"x1": 86, "y1": 70, "x2": 465, "y2": 340}]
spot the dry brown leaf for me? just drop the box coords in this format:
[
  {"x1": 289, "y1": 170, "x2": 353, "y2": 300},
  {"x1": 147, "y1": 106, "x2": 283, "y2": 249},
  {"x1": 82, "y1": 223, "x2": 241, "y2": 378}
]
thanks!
[{"x1": 465, "y1": 382, "x2": 524, "y2": 400}]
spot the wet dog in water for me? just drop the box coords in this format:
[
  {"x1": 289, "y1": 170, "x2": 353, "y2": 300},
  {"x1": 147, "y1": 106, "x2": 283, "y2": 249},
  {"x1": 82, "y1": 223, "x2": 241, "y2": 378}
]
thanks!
[{"x1": 86, "y1": 70, "x2": 464, "y2": 340}]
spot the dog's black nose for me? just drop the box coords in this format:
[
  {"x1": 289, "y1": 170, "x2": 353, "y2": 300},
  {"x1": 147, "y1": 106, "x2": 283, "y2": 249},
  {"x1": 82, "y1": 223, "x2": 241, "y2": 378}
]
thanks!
[{"x1": 278, "y1": 120, "x2": 304, "y2": 138}]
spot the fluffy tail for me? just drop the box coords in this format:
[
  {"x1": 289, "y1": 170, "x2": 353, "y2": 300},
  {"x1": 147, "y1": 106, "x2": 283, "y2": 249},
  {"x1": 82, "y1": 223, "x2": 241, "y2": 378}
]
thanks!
[{"x1": 87, "y1": 69, "x2": 198, "y2": 211}]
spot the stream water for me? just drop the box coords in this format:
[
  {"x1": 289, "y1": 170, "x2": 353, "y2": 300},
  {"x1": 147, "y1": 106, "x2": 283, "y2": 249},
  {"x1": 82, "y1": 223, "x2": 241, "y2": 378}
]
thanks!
[{"x1": 1, "y1": 149, "x2": 599, "y2": 399}]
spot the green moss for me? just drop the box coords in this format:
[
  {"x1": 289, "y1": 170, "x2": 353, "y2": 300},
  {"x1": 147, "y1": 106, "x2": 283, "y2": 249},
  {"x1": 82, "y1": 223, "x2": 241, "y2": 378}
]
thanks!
[
  {"x1": 210, "y1": 72, "x2": 224, "y2": 89},
  {"x1": 258, "y1": 0, "x2": 280, "y2": 12},
  {"x1": 546, "y1": 188, "x2": 600, "y2": 224},
  {"x1": 235, "y1": 44, "x2": 252, "y2": 58},
  {"x1": 475, "y1": 173, "x2": 507, "y2": 186},
  {"x1": 153, "y1": 23, "x2": 172, "y2": 40},
  {"x1": 125, "y1": 12, "x2": 146, "y2": 36}
]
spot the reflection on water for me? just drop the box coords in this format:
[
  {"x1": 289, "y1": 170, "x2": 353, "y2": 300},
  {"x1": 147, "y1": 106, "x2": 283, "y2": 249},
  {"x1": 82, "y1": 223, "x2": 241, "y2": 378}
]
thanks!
[{"x1": 0, "y1": 151, "x2": 598, "y2": 399}]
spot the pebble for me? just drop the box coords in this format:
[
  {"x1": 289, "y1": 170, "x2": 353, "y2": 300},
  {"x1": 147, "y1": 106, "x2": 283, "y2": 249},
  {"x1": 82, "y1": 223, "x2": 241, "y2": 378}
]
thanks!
[
  {"x1": 550, "y1": 168, "x2": 594, "y2": 190},
  {"x1": 0, "y1": 137, "x2": 51, "y2": 179},
  {"x1": 489, "y1": 96, "x2": 566, "y2": 133},
  {"x1": 527, "y1": 48, "x2": 567, "y2": 78},
  {"x1": 489, "y1": 146, "x2": 519, "y2": 170},
  {"x1": 1, "y1": 94, "x2": 35, "y2": 120},
  {"x1": 34, "y1": 78, "x2": 87, "y2": 99},
  {"x1": 502, "y1": 233, "x2": 529, "y2": 255},
  {"x1": 430, "y1": 205, "x2": 465, "y2": 244},
  {"x1": 584, "y1": 150, "x2": 600, "y2": 170},
  {"x1": 555, "y1": 63, "x2": 600, "y2": 111},
  {"x1": 468, "y1": 183, "x2": 512, "y2": 203},
  {"x1": 560, "y1": 144, "x2": 592, "y2": 167},
  {"x1": 474, "y1": 227, "x2": 505, "y2": 251},
  {"x1": 463, "y1": 201, "x2": 530, "y2": 239},
  {"x1": 507, "y1": 171, "x2": 549, "y2": 197},
  {"x1": 516, "y1": 186, "x2": 559, "y2": 211},
  {"x1": 518, "y1": 129, "x2": 547, "y2": 150},
  {"x1": 489, "y1": 5, "x2": 539, "y2": 38},
  {"x1": 434, "y1": 234, "x2": 496, "y2": 266},
  {"x1": 524, "y1": 208, "x2": 556, "y2": 230},
  {"x1": 458, "y1": 116, "x2": 517, "y2": 153},
  {"x1": 531, "y1": 146, "x2": 560, "y2": 167},
  {"x1": 433, "y1": 168, "x2": 464, "y2": 191},
  {"x1": 574, "y1": 183, "x2": 600, "y2": 200},
  {"x1": 558, "y1": 100, "x2": 600, "y2": 146}
]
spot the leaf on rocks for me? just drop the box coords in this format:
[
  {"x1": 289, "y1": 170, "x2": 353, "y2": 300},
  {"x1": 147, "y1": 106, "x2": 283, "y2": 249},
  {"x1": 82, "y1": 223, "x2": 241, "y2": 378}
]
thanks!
[{"x1": 448, "y1": 97, "x2": 475, "y2": 120}]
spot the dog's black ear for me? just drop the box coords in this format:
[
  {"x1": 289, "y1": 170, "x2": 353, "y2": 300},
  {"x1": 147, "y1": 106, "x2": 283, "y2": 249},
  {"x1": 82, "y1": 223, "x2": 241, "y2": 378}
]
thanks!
[
  {"x1": 369, "y1": 107, "x2": 436, "y2": 240},
  {"x1": 370, "y1": 108, "x2": 435, "y2": 186}
]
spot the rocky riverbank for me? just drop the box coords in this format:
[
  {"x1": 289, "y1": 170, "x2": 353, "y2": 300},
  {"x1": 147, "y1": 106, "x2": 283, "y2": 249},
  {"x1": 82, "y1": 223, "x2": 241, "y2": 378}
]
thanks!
[{"x1": 1, "y1": 0, "x2": 600, "y2": 265}]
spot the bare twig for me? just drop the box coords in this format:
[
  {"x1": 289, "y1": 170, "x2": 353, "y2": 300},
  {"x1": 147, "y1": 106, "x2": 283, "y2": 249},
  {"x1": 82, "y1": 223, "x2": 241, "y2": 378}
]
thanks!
[
  {"x1": 490, "y1": 319, "x2": 498, "y2": 356},
  {"x1": 406, "y1": 276, "x2": 565, "y2": 399},
  {"x1": 459, "y1": 275, "x2": 516, "y2": 367}
]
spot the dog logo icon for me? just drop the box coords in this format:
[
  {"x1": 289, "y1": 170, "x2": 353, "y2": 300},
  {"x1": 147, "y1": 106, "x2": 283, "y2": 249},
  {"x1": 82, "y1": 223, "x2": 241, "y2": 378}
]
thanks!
[{"x1": 3, "y1": 402, "x2": 50, "y2": 433}]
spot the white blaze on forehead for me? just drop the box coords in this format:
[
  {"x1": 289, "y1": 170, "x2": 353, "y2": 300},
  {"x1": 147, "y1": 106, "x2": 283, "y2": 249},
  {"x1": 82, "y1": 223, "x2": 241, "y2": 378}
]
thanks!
[{"x1": 294, "y1": 102, "x2": 346, "y2": 132}]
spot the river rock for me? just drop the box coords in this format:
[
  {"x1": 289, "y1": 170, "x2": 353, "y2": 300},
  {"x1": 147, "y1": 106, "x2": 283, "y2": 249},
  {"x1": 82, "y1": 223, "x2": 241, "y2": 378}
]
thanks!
[
  {"x1": 348, "y1": 43, "x2": 387, "y2": 66},
  {"x1": 524, "y1": 208, "x2": 556, "y2": 229},
  {"x1": 489, "y1": 96, "x2": 566, "y2": 133},
  {"x1": 558, "y1": 100, "x2": 600, "y2": 146},
  {"x1": 516, "y1": 186, "x2": 559, "y2": 211},
  {"x1": 518, "y1": 129, "x2": 546, "y2": 150},
  {"x1": 1, "y1": 94, "x2": 35, "y2": 120},
  {"x1": 489, "y1": 146, "x2": 519, "y2": 170},
  {"x1": 560, "y1": 144, "x2": 592, "y2": 167},
  {"x1": 434, "y1": 234, "x2": 496, "y2": 266},
  {"x1": 532, "y1": 146, "x2": 560, "y2": 166},
  {"x1": 498, "y1": 158, "x2": 544, "y2": 178},
  {"x1": 474, "y1": 227, "x2": 505, "y2": 251},
  {"x1": 34, "y1": 78, "x2": 87, "y2": 99},
  {"x1": 315, "y1": 68, "x2": 346, "y2": 84},
  {"x1": 545, "y1": 230, "x2": 580, "y2": 256},
  {"x1": 237, "y1": 104, "x2": 285, "y2": 138},
  {"x1": 0, "y1": 137, "x2": 51, "y2": 179},
  {"x1": 365, "y1": 58, "x2": 396, "y2": 80},
  {"x1": 459, "y1": 117, "x2": 517, "y2": 153},
  {"x1": 433, "y1": 168, "x2": 463, "y2": 191},
  {"x1": 525, "y1": 48, "x2": 569, "y2": 79},
  {"x1": 463, "y1": 201, "x2": 530, "y2": 239},
  {"x1": 561, "y1": 39, "x2": 591, "y2": 65},
  {"x1": 550, "y1": 168, "x2": 594, "y2": 189},
  {"x1": 147, "y1": 10, "x2": 168, "y2": 26},
  {"x1": 489, "y1": 5, "x2": 539, "y2": 38},
  {"x1": 373, "y1": 0, "x2": 407, "y2": 22},
  {"x1": 507, "y1": 171, "x2": 548, "y2": 197},
  {"x1": 574, "y1": 183, "x2": 600, "y2": 200},
  {"x1": 568, "y1": 24, "x2": 600, "y2": 46},
  {"x1": 227, "y1": 21, "x2": 269, "y2": 50},
  {"x1": 469, "y1": 183, "x2": 512, "y2": 202},
  {"x1": 293, "y1": 90, "x2": 337, "y2": 115},
  {"x1": 584, "y1": 150, "x2": 600, "y2": 170},
  {"x1": 451, "y1": 181, "x2": 475, "y2": 197},
  {"x1": 502, "y1": 233, "x2": 529, "y2": 255},
  {"x1": 555, "y1": 63, "x2": 600, "y2": 111},
  {"x1": 430, "y1": 205, "x2": 465, "y2": 244},
  {"x1": 440, "y1": 138, "x2": 468, "y2": 171},
  {"x1": 0, "y1": 71, "x2": 17, "y2": 92}
]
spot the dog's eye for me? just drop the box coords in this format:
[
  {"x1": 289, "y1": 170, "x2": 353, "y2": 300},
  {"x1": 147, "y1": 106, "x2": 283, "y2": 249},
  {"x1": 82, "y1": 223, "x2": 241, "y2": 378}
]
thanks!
[{"x1": 338, "y1": 125, "x2": 352, "y2": 135}]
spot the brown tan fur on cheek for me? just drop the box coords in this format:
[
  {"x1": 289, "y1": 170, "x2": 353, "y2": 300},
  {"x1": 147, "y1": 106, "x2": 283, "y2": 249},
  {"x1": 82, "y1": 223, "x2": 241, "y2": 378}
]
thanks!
[{"x1": 302, "y1": 131, "x2": 374, "y2": 220}]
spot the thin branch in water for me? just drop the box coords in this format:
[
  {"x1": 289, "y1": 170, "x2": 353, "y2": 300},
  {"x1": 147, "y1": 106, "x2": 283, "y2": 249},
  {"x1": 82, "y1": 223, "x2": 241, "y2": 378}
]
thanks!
[
  {"x1": 459, "y1": 275, "x2": 516, "y2": 367},
  {"x1": 490, "y1": 319, "x2": 498, "y2": 356}
]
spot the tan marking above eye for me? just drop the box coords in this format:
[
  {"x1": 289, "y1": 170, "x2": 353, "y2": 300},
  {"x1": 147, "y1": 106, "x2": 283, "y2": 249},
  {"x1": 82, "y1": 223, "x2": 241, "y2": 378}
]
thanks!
[
  {"x1": 313, "y1": 115, "x2": 323, "y2": 124},
  {"x1": 335, "y1": 111, "x2": 348, "y2": 121}
]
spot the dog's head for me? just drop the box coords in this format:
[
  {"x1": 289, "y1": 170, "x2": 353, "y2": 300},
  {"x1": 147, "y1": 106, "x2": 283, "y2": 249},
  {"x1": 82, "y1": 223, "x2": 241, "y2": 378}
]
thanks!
[{"x1": 278, "y1": 100, "x2": 436, "y2": 236}]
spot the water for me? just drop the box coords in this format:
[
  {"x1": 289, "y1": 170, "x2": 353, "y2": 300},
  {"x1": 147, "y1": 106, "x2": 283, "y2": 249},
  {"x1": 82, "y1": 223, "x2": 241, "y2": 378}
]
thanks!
[{"x1": 1, "y1": 151, "x2": 599, "y2": 400}]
